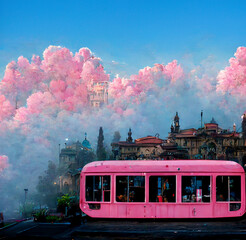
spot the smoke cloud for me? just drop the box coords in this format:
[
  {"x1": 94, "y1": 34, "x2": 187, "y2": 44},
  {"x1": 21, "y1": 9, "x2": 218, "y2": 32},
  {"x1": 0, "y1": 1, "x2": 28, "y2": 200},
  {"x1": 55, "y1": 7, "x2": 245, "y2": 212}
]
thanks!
[{"x1": 0, "y1": 45, "x2": 245, "y2": 216}]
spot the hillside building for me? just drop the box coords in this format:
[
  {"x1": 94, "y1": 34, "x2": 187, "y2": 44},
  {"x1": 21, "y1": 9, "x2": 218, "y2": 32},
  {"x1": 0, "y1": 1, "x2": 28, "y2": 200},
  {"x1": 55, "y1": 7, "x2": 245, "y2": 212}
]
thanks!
[
  {"x1": 111, "y1": 129, "x2": 188, "y2": 160},
  {"x1": 58, "y1": 134, "x2": 94, "y2": 194},
  {"x1": 88, "y1": 81, "x2": 108, "y2": 108},
  {"x1": 168, "y1": 112, "x2": 246, "y2": 166},
  {"x1": 111, "y1": 113, "x2": 246, "y2": 167}
]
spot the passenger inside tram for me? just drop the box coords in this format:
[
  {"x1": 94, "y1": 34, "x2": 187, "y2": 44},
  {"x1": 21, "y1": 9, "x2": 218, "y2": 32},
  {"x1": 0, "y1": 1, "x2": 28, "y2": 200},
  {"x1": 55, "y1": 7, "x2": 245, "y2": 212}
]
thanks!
[
  {"x1": 182, "y1": 176, "x2": 210, "y2": 202},
  {"x1": 191, "y1": 194, "x2": 196, "y2": 202},
  {"x1": 116, "y1": 176, "x2": 145, "y2": 202},
  {"x1": 216, "y1": 176, "x2": 241, "y2": 202},
  {"x1": 163, "y1": 195, "x2": 168, "y2": 202},
  {"x1": 149, "y1": 176, "x2": 176, "y2": 202},
  {"x1": 117, "y1": 194, "x2": 127, "y2": 202},
  {"x1": 217, "y1": 194, "x2": 225, "y2": 201}
]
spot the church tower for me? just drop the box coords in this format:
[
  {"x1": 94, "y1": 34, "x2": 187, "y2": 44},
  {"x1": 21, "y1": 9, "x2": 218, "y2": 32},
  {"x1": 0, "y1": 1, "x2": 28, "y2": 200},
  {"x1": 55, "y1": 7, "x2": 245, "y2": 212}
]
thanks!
[
  {"x1": 242, "y1": 113, "x2": 246, "y2": 138},
  {"x1": 126, "y1": 128, "x2": 133, "y2": 143},
  {"x1": 174, "y1": 112, "x2": 180, "y2": 133},
  {"x1": 170, "y1": 124, "x2": 174, "y2": 133}
]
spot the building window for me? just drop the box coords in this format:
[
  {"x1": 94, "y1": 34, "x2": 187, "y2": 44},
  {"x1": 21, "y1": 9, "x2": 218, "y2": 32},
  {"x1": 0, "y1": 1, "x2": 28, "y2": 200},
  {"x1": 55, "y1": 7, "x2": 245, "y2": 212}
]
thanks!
[
  {"x1": 182, "y1": 176, "x2": 210, "y2": 203},
  {"x1": 116, "y1": 176, "x2": 145, "y2": 202},
  {"x1": 216, "y1": 176, "x2": 241, "y2": 202},
  {"x1": 149, "y1": 176, "x2": 176, "y2": 202},
  {"x1": 86, "y1": 176, "x2": 111, "y2": 202}
]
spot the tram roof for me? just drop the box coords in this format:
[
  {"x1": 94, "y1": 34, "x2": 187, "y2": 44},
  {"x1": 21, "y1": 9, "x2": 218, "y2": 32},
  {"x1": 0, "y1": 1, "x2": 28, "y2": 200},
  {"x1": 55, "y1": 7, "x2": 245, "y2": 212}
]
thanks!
[{"x1": 82, "y1": 160, "x2": 245, "y2": 173}]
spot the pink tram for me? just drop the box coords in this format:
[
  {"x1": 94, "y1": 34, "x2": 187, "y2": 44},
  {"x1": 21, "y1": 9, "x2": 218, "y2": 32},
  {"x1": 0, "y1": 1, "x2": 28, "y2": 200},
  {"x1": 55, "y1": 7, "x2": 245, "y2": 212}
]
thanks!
[{"x1": 80, "y1": 160, "x2": 245, "y2": 218}]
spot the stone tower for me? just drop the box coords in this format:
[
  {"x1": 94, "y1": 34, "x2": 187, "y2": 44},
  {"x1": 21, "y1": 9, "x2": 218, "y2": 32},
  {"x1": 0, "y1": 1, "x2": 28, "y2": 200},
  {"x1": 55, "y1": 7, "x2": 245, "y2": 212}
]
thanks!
[
  {"x1": 174, "y1": 112, "x2": 180, "y2": 133},
  {"x1": 126, "y1": 128, "x2": 133, "y2": 143},
  {"x1": 170, "y1": 124, "x2": 174, "y2": 133},
  {"x1": 242, "y1": 113, "x2": 246, "y2": 138}
]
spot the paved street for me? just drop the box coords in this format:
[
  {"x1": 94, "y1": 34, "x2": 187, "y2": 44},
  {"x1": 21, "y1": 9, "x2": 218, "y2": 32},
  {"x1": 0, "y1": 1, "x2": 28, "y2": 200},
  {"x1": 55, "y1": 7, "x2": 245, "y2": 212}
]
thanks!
[
  {"x1": 72, "y1": 217, "x2": 246, "y2": 239},
  {"x1": 1, "y1": 217, "x2": 246, "y2": 239},
  {"x1": 0, "y1": 220, "x2": 73, "y2": 240}
]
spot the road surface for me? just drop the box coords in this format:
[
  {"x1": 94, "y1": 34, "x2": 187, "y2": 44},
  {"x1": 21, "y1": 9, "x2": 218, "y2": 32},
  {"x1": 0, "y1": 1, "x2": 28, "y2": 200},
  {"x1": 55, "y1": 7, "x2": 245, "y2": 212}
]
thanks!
[{"x1": 1, "y1": 217, "x2": 246, "y2": 239}]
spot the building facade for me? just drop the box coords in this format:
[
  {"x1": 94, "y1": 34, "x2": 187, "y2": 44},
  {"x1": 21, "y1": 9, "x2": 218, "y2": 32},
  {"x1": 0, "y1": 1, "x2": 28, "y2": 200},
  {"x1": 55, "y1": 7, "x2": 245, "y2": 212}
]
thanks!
[
  {"x1": 88, "y1": 81, "x2": 108, "y2": 108},
  {"x1": 58, "y1": 135, "x2": 94, "y2": 194},
  {"x1": 111, "y1": 114, "x2": 246, "y2": 166},
  {"x1": 168, "y1": 112, "x2": 246, "y2": 166},
  {"x1": 111, "y1": 129, "x2": 188, "y2": 160}
]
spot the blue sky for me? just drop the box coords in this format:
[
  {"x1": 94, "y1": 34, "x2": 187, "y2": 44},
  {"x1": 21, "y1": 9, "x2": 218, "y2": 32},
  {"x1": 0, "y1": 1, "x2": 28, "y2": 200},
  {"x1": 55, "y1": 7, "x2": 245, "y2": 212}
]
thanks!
[{"x1": 1, "y1": 0, "x2": 246, "y2": 77}]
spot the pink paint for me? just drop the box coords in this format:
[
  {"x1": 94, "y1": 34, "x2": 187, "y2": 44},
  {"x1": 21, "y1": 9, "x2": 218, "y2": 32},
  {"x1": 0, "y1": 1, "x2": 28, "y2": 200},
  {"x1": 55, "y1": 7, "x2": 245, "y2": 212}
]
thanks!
[{"x1": 80, "y1": 160, "x2": 245, "y2": 218}]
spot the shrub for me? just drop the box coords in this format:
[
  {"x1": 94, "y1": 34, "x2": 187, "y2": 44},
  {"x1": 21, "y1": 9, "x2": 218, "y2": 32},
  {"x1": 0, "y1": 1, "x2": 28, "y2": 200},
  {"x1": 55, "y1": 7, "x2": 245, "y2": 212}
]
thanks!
[
  {"x1": 57, "y1": 194, "x2": 70, "y2": 213},
  {"x1": 46, "y1": 215, "x2": 62, "y2": 223},
  {"x1": 33, "y1": 209, "x2": 47, "y2": 222}
]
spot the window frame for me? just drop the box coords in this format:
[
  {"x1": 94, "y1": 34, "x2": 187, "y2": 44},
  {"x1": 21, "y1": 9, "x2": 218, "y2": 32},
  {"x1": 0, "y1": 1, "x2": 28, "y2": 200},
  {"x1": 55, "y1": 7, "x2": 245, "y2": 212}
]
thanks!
[
  {"x1": 148, "y1": 175, "x2": 177, "y2": 203},
  {"x1": 215, "y1": 175, "x2": 241, "y2": 203},
  {"x1": 85, "y1": 174, "x2": 111, "y2": 203},
  {"x1": 115, "y1": 174, "x2": 146, "y2": 203},
  {"x1": 181, "y1": 174, "x2": 212, "y2": 204}
]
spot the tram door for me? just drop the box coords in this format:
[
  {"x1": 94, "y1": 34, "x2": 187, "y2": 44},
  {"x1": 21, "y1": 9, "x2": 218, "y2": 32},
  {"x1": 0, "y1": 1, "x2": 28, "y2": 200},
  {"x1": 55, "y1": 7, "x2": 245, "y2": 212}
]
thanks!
[
  {"x1": 181, "y1": 176, "x2": 213, "y2": 217},
  {"x1": 116, "y1": 175, "x2": 145, "y2": 218},
  {"x1": 214, "y1": 175, "x2": 242, "y2": 217}
]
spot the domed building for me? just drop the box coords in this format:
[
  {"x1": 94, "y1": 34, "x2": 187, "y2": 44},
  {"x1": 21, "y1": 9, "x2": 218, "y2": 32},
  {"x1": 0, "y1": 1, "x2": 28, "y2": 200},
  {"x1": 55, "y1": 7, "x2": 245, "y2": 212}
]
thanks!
[
  {"x1": 82, "y1": 133, "x2": 92, "y2": 150},
  {"x1": 59, "y1": 133, "x2": 95, "y2": 194}
]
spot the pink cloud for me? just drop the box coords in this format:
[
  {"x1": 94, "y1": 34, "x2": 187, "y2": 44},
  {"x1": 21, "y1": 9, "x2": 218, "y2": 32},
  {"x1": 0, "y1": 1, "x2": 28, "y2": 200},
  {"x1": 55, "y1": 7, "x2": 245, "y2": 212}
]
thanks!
[
  {"x1": 0, "y1": 46, "x2": 111, "y2": 123},
  {"x1": 0, "y1": 155, "x2": 9, "y2": 172},
  {"x1": 0, "y1": 95, "x2": 15, "y2": 121},
  {"x1": 109, "y1": 60, "x2": 184, "y2": 110},
  {"x1": 217, "y1": 46, "x2": 246, "y2": 97}
]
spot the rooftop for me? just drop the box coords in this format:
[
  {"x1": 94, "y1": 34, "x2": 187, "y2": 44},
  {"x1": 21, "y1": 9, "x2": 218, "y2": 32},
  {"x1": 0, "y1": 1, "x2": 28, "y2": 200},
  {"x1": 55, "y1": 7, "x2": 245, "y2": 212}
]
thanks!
[{"x1": 82, "y1": 160, "x2": 244, "y2": 173}]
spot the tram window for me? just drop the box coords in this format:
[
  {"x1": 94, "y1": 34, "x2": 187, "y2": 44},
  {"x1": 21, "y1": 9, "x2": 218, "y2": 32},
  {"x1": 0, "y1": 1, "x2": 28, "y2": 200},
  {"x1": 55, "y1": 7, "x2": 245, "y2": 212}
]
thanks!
[
  {"x1": 116, "y1": 176, "x2": 145, "y2": 202},
  {"x1": 182, "y1": 176, "x2": 210, "y2": 203},
  {"x1": 149, "y1": 176, "x2": 176, "y2": 202},
  {"x1": 103, "y1": 176, "x2": 111, "y2": 202},
  {"x1": 86, "y1": 176, "x2": 111, "y2": 202},
  {"x1": 216, "y1": 176, "x2": 241, "y2": 202}
]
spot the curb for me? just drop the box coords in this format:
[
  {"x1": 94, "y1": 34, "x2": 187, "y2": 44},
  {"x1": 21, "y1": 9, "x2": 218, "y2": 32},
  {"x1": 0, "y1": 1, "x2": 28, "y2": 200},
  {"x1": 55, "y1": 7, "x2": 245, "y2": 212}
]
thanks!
[
  {"x1": 0, "y1": 221, "x2": 19, "y2": 230},
  {"x1": 0, "y1": 218, "x2": 32, "y2": 231},
  {"x1": 38, "y1": 222, "x2": 71, "y2": 225}
]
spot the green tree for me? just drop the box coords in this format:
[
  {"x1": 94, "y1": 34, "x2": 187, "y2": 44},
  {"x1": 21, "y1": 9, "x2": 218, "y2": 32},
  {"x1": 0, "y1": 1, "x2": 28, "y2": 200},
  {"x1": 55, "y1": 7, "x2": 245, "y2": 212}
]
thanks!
[
  {"x1": 36, "y1": 161, "x2": 58, "y2": 208},
  {"x1": 97, "y1": 127, "x2": 107, "y2": 160},
  {"x1": 77, "y1": 149, "x2": 96, "y2": 167}
]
